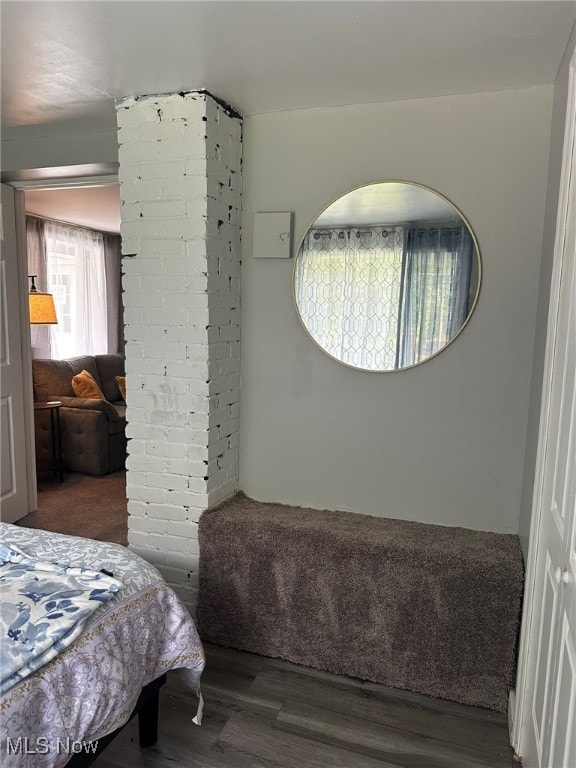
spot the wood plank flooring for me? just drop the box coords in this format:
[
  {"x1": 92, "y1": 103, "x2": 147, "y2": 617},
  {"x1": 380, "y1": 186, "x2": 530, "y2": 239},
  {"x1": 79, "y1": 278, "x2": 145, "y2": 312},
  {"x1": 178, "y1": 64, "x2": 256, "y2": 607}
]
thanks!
[{"x1": 93, "y1": 644, "x2": 517, "y2": 768}]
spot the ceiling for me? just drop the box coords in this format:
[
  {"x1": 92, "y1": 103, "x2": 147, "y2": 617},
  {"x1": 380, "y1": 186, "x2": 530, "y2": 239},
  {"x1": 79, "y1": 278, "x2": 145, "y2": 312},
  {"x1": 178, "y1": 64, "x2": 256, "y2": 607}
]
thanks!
[
  {"x1": 25, "y1": 185, "x2": 122, "y2": 233},
  {"x1": 2, "y1": 0, "x2": 576, "y2": 136},
  {"x1": 316, "y1": 182, "x2": 459, "y2": 227},
  {"x1": 5, "y1": 1, "x2": 575, "y2": 235}
]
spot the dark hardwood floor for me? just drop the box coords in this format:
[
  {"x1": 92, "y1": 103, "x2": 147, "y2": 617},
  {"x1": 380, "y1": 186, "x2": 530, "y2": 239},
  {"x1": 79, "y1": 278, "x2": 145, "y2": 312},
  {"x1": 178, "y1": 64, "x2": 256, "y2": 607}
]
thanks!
[{"x1": 93, "y1": 644, "x2": 517, "y2": 768}]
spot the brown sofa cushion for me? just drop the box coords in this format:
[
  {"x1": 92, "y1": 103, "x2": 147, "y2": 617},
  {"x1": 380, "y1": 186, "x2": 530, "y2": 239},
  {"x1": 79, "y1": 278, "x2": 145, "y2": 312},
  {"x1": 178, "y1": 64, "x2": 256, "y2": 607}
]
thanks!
[
  {"x1": 32, "y1": 356, "x2": 100, "y2": 402},
  {"x1": 95, "y1": 354, "x2": 125, "y2": 402}
]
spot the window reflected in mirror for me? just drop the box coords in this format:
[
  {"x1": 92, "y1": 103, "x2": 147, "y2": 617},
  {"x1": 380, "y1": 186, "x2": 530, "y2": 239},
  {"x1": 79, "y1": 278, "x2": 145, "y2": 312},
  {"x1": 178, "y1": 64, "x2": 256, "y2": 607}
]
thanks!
[{"x1": 293, "y1": 182, "x2": 481, "y2": 371}]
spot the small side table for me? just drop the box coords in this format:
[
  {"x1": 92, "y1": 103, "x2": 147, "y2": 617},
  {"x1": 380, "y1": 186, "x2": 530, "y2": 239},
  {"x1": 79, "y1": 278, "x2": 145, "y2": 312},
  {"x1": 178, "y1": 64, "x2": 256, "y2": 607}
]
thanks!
[{"x1": 34, "y1": 401, "x2": 64, "y2": 482}]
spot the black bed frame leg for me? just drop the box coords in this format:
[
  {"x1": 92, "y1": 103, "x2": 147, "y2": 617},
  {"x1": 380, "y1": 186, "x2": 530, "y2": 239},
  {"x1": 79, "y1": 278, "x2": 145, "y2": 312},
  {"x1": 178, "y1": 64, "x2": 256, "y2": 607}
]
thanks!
[
  {"x1": 138, "y1": 688, "x2": 160, "y2": 747},
  {"x1": 64, "y1": 675, "x2": 167, "y2": 767}
]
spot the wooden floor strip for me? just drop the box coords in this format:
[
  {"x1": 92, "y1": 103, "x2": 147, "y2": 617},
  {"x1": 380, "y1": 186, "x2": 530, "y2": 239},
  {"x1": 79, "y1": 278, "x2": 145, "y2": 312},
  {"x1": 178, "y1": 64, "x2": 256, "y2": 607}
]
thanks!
[
  {"x1": 217, "y1": 710, "x2": 399, "y2": 768},
  {"x1": 91, "y1": 646, "x2": 516, "y2": 768},
  {"x1": 275, "y1": 699, "x2": 514, "y2": 768},
  {"x1": 249, "y1": 667, "x2": 509, "y2": 756}
]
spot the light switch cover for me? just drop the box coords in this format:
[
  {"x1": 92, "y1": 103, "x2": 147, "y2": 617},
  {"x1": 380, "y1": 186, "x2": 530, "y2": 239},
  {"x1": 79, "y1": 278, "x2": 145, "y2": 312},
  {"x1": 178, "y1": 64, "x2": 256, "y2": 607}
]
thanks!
[{"x1": 253, "y1": 212, "x2": 292, "y2": 258}]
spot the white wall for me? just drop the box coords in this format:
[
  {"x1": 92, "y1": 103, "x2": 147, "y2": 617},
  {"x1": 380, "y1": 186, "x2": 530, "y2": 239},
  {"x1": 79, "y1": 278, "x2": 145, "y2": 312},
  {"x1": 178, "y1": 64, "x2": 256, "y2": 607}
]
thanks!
[
  {"x1": 240, "y1": 87, "x2": 553, "y2": 534},
  {"x1": 518, "y1": 27, "x2": 576, "y2": 556},
  {"x1": 1, "y1": 116, "x2": 118, "y2": 171}
]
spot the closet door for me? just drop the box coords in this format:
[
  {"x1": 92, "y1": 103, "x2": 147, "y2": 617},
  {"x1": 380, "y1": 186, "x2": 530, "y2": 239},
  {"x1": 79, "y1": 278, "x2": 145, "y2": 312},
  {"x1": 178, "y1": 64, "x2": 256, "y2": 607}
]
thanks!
[
  {"x1": 523, "y1": 54, "x2": 576, "y2": 768},
  {"x1": 540, "y1": 120, "x2": 576, "y2": 768},
  {"x1": 531, "y1": 198, "x2": 575, "y2": 767}
]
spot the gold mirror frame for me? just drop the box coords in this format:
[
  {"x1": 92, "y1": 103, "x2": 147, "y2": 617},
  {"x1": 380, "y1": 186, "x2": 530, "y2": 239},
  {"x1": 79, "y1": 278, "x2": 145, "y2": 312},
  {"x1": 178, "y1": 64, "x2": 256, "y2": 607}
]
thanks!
[{"x1": 292, "y1": 181, "x2": 482, "y2": 372}]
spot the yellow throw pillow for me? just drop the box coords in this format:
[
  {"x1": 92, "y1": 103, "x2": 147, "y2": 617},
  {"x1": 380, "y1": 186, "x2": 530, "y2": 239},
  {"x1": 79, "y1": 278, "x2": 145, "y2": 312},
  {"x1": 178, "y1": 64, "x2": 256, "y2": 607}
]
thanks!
[
  {"x1": 116, "y1": 375, "x2": 127, "y2": 401},
  {"x1": 71, "y1": 370, "x2": 105, "y2": 400}
]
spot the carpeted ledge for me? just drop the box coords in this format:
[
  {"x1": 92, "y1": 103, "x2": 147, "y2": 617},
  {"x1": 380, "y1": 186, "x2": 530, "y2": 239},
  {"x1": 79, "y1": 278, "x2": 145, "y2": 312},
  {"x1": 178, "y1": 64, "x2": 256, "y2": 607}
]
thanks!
[{"x1": 197, "y1": 493, "x2": 524, "y2": 712}]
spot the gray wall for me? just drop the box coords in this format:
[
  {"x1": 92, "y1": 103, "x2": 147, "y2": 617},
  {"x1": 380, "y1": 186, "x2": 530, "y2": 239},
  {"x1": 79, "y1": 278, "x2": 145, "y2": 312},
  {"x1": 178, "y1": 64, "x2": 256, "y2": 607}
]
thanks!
[
  {"x1": 518, "y1": 27, "x2": 576, "y2": 556},
  {"x1": 240, "y1": 87, "x2": 553, "y2": 534}
]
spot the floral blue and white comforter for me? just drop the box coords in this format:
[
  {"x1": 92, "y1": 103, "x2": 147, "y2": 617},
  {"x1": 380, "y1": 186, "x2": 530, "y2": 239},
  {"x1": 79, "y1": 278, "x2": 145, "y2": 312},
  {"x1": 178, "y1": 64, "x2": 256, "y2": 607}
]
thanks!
[
  {"x1": 0, "y1": 542, "x2": 122, "y2": 694},
  {"x1": 0, "y1": 524, "x2": 205, "y2": 768}
]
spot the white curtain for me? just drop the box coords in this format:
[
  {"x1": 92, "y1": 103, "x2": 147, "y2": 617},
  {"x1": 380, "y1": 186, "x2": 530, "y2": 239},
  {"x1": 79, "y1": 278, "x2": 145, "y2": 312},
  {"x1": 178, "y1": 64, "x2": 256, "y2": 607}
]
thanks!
[
  {"x1": 44, "y1": 220, "x2": 108, "y2": 358},
  {"x1": 295, "y1": 226, "x2": 405, "y2": 369}
]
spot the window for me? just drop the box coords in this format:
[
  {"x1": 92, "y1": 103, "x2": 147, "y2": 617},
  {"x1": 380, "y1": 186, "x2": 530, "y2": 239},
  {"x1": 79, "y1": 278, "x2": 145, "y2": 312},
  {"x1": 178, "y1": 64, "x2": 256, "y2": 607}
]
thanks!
[{"x1": 44, "y1": 220, "x2": 108, "y2": 358}]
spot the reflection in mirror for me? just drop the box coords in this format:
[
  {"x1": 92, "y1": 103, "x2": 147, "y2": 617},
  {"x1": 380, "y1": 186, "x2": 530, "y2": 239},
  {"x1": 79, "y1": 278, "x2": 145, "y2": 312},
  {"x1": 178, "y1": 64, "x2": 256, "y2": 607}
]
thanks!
[{"x1": 293, "y1": 182, "x2": 481, "y2": 371}]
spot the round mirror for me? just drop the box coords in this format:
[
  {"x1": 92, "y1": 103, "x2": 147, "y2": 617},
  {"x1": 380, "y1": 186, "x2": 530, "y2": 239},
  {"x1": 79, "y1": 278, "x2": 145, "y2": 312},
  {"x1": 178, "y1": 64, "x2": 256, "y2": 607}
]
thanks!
[{"x1": 293, "y1": 181, "x2": 481, "y2": 371}]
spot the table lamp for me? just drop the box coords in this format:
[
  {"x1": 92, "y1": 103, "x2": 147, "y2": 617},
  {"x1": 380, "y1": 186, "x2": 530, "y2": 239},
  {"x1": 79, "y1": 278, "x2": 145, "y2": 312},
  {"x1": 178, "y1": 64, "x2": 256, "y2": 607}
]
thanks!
[{"x1": 28, "y1": 275, "x2": 58, "y2": 325}]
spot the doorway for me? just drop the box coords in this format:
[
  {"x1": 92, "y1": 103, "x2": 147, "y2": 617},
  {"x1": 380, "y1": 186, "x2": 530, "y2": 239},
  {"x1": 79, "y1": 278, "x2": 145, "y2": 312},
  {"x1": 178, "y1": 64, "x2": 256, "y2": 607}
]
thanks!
[{"x1": 4, "y1": 169, "x2": 128, "y2": 545}]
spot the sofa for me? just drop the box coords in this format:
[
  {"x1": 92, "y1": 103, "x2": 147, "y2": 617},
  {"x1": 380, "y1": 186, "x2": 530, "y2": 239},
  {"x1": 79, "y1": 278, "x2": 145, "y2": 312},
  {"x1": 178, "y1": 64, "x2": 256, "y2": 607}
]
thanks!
[{"x1": 32, "y1": 354, "x2": 127, "y2": 476}]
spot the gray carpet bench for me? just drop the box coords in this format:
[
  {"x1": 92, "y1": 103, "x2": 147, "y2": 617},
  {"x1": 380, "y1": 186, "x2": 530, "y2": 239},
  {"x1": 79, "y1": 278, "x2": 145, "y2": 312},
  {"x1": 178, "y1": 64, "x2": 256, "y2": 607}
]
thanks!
[{"x1": 197, "y1": 493, "x2": 524, "y2": 712}]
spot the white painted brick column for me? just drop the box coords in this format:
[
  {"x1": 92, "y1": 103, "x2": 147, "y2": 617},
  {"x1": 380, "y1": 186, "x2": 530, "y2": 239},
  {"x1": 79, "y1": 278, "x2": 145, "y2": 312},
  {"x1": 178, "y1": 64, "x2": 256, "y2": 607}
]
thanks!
[{"x1": 115, "y1": 91, "x2": 242, "y2": 613}]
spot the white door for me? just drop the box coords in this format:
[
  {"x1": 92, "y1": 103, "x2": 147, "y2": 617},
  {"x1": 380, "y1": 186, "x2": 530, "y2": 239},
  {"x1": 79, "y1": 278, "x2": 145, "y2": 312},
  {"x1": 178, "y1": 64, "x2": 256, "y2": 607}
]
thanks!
[
  {"x1": 519, "y1": 55, "x2": 576, "y2": 768},
  {"x1": 0, "y1": 183, "x2": 30, "y2": 522}
]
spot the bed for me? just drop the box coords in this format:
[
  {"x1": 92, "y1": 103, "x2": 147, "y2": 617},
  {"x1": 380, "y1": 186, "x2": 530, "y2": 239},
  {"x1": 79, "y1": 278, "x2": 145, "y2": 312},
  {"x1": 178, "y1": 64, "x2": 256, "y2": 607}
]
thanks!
[{"x1": 0, "y1": 523, "x2": 205, "y2": 768}]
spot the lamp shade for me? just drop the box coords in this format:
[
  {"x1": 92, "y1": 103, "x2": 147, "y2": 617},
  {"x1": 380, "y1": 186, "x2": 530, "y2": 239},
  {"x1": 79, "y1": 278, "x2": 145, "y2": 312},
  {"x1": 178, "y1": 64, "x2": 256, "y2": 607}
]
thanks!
[{"x1": 29, "y1": 292, "x2": 58, "y2": 324}]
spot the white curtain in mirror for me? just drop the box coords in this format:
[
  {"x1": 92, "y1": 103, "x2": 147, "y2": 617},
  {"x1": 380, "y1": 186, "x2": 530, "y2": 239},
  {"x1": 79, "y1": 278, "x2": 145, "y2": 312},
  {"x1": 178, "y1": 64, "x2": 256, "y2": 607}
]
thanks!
[{"x1": 296, "y1": 226, "x2": 406, "y2": 369}]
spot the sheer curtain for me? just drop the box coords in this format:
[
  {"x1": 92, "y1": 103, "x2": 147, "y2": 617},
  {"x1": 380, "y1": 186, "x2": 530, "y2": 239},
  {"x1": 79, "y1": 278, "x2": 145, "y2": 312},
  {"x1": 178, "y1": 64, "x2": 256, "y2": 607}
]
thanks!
[
  {"x1": 295, "y1": 226, "x2": 405, "y2": 369},
  {"x1": 43, "y1": 220, "x2": 108, "y2": 358},
  {"x1": 397, "y1": 223, "x2": 474, "y2": 368}
]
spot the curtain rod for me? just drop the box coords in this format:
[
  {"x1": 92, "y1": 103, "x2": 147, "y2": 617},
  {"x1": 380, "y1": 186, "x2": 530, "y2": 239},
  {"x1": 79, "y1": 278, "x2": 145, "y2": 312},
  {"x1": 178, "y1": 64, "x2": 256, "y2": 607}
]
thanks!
[
  {"x1": 312, "y1": 220, "x2": 463, "y2": 232},
  {"x1": 26, "y1": 212, "x2": 121, "y2": 238}
]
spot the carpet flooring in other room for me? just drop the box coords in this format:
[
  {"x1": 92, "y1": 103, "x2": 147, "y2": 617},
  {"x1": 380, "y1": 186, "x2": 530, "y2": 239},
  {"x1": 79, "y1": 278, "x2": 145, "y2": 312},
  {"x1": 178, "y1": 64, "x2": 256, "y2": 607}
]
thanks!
[
  {"x1": 93, "y1": 644, "x2": 517, "y2": 768},
  {"x1": 17, "y1": 469, "x2": 128, "y2": 545}
]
